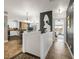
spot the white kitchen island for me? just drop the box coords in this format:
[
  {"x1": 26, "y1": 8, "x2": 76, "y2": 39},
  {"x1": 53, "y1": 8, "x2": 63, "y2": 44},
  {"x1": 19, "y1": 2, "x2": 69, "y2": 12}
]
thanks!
[{"x1": 22, "y1": 31, "x2": 54, "y2": 59}]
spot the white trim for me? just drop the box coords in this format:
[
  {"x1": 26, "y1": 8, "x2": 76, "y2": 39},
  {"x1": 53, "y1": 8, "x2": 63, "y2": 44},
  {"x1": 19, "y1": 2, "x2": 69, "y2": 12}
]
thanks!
[
  {"x1": 65, "y1": 41, "x2": 74, "y2": 59},
  {"x1": 4, "y1": 40, "x2": 8, "y2": 43}
]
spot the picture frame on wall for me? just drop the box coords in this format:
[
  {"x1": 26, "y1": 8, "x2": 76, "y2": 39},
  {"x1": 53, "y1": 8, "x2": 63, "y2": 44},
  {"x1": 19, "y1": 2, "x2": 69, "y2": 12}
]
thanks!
[{"x1": 40, "y1": 11, "x2": 52, "y2": 33}]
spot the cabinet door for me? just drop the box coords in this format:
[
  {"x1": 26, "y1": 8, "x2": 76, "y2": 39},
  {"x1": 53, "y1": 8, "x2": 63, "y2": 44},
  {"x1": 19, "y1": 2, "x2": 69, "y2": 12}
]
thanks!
[{"x1": 19, "y1": 22, "x2": 28, "y2": 30}]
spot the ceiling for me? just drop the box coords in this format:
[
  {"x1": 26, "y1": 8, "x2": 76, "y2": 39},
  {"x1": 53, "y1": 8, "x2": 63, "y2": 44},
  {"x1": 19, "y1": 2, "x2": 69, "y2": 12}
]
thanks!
[{"x1": 4, "y1": 0, "x2": 70, "y2": 21}]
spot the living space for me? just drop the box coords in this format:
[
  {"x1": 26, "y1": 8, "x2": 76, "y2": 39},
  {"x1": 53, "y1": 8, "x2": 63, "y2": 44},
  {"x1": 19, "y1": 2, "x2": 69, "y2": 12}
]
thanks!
[{"x1": 4, "y1": 0, "x2": 74, "y2": 59}]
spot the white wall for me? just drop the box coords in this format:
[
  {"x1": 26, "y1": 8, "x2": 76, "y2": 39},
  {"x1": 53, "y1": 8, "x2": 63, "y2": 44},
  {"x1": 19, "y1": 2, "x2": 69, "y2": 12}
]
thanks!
[{"x1": 4, "y1": 13, "x2": 8, "y2": 42}]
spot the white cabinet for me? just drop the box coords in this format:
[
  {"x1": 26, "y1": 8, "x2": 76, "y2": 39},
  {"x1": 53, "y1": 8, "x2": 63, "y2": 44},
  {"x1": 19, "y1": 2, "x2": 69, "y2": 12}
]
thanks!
[{"x1": 23, "y1": 31, "x2": 53, "y2": 59}]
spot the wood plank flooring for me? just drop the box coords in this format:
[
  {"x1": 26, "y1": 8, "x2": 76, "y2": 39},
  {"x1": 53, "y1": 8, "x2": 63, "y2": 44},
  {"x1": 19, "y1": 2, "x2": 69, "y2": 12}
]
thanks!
[
  {"x1": 4, "y1": 36, "x2": 22, "y2": 59},
  {"x1": 11, "y1": 52, "x2": 40, "y2": 59},
  {"x1": 4, "y1": 36, "x2": 40, "y2": 59},
  {"x1": 46, "y1": 39, "x2": 72, "y2": 59},
  {"x1": 5, "y1": 36, "x2": 72, "y2": 59}
]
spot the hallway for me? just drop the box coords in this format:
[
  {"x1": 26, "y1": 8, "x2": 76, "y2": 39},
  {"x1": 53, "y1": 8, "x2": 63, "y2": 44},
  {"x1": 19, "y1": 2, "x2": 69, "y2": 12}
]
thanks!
[{"x1": 46, "y1": 38, "x2": 72, "y2": 59}]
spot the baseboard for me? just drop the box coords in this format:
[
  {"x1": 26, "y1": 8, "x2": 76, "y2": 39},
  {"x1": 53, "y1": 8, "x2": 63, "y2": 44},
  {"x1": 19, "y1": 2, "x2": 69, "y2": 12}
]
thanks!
[
  {"x1": 65, "y1": 41, "x2": 74, "y2": 59},
  {"x1": 24, "y1": 52, "x2": 40, "y2": 58}
]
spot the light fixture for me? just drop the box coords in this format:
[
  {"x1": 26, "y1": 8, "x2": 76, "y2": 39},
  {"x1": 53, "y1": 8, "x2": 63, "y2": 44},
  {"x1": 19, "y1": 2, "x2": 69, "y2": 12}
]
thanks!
[
  {"x1": 59, "y1": 8, "x2": 62, "y2": 14},
  {"x1": 58, "y1": 6, "x2": 65, "y2": 14}
]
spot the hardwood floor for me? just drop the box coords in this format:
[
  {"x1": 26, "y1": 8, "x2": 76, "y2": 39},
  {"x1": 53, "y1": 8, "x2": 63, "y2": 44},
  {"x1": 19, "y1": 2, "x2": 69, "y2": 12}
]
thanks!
[
  {"x1": 11, "y1": 52, "x2": 40, "y2": 59},
  {"x1": 46, "y1": 39, "x2": 72, "y2": 59},
  {"x1": 5, "y1": 36, "x2": 72, "y2": 59},
  {"x1": 4, "y1": 36, "x2": 40, "y2": 59},
  {"x1": 4, "y1": 36, "x2": 22, "y2": 59}
]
